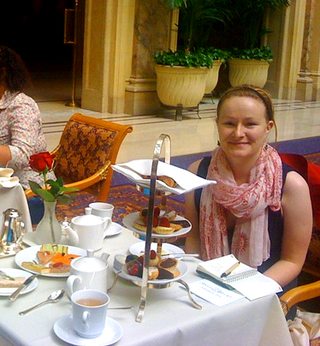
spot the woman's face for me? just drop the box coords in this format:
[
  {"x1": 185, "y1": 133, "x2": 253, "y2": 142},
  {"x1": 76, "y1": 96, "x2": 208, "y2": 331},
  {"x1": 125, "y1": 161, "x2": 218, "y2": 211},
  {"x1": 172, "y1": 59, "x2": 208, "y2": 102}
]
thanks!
[{"x1": 216, "y1": 96, "x2": 273, "y2": 162}]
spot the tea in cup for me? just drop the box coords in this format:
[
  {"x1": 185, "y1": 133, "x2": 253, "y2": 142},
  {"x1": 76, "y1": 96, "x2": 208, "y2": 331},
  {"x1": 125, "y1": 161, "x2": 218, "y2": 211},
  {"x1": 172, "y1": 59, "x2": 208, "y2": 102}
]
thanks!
[
  {"x1": 89, "y1": 203, "x2": 114, "y2": 219},
  {"x1": 71, "y1": 289, "x2": 110, "y2": 338}
]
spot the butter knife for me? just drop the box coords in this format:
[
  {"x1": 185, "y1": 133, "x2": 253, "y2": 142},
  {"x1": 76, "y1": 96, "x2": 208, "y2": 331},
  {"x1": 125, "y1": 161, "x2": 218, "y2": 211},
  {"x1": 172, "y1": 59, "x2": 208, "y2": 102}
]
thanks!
[
  {"x1": 9, "y1": 275, "x2": 37, "y2": 301},
  {"x1": 162, "y1": 253, "x2": 200, "y2": 258}
]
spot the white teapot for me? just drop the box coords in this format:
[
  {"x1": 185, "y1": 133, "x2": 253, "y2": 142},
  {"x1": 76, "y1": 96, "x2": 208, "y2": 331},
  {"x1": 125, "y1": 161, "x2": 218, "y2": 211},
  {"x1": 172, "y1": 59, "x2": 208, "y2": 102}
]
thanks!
[
  {"x1": 63, "y1": 208, "x2": 111, "y2": 251},
  {"x1": 66, "y1": 249, "x2": 110, "y2": 296}
]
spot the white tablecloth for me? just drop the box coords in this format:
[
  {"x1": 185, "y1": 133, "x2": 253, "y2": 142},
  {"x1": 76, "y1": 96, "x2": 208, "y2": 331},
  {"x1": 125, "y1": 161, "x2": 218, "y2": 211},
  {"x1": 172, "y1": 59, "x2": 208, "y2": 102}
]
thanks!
[{"x1": 0, "y1": 228, "x2": 294, "y2": 346}]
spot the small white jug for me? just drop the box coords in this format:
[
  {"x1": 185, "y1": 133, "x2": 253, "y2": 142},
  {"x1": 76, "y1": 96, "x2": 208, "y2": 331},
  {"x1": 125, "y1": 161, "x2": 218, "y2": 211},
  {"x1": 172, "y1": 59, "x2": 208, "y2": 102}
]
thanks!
[{"x1": 66, "y1": 249, "x2": 109, "y2": 297}]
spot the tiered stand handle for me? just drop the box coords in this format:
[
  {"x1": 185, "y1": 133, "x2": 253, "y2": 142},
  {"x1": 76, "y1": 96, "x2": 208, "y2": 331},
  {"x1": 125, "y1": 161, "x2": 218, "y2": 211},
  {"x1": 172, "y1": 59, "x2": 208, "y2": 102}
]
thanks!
[{"x1": 136, "y1": 134, "x2": 171, "y2": 323}]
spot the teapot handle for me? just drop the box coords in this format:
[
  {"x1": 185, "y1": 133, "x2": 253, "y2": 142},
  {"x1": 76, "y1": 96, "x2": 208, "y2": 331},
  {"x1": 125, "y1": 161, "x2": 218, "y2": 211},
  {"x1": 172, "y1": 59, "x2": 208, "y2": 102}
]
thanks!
[{"x1": 102, "y1": 217, "x2": 112, "y2": 236}]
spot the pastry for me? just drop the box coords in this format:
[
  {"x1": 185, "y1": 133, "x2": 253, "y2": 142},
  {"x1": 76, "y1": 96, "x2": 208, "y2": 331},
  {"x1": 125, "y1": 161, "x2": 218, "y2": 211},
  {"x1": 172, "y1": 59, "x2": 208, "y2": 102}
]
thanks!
[
  {"x1": 21, "y1": 262, "x2": 51, "y2": 274},
  {"x1": 148, "y1": 267, "x2": 159, "y2": 280},
  {"x1": 149, "y1": 250, "x2": 161, "y2": 267},
  {"x1": 158, "y1": 257, "x2": 178, "y2": 271}
]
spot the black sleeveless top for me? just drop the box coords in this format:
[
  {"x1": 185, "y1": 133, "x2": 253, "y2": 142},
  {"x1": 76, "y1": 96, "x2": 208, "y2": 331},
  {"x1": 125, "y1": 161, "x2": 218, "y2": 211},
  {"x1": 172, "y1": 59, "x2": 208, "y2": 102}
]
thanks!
[{"x1": 195, "y1": 157, "x2": 297, "y2": 319}]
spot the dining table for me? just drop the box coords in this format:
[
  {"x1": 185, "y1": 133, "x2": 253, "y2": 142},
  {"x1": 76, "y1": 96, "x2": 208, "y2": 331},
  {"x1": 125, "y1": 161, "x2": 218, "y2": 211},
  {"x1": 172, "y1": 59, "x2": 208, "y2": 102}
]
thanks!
[{"x1": 0, "y1": 223, "x2": 294, "y2": 346}]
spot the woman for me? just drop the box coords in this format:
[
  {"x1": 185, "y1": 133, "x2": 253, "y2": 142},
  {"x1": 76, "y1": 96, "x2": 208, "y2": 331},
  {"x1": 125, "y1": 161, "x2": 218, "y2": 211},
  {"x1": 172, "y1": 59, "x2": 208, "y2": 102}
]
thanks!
[
  {"x1": 0, "y1": 46, "x2": 53, "y2": 222},
  {"x1": 185, "y1": 85, "x2": 312, "y2": 315}
]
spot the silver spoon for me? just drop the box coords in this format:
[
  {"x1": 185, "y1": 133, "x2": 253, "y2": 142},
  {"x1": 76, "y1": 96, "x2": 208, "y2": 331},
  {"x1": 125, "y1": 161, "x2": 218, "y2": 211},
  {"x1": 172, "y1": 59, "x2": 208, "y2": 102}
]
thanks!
[{"x1": 19, "y1": 289, "x2": 65, "y2": 316}]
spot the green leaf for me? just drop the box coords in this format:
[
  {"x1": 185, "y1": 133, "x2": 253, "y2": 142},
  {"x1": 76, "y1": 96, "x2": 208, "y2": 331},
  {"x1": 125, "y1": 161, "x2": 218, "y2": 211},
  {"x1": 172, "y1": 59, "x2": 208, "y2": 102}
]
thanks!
[
  {"x1": 28, "y1": 180, "x2": 42, "y2": 195},
  {"x1": 37, "y1": 189, "x2": 56, "y2": 202},
  {"x1": 57, "y1": 194, "x2": 72, "y2": 205}
]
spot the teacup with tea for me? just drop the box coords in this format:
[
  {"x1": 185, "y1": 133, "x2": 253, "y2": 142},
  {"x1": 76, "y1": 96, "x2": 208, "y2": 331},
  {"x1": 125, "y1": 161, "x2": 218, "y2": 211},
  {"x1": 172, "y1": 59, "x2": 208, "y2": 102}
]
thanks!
[{"x1": 71, "y1": 289, "x2": 110, "y2": 338}]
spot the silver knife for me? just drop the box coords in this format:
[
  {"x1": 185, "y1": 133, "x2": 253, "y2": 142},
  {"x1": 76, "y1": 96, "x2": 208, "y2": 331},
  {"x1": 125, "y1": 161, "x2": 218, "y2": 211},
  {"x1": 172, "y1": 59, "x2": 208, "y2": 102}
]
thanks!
[
  {"x1": 162, "y1": 253, "x2": 200, "y2": 258},
  {"x1": 8, "y1": 275, "x2": 37, "y2": 301}
]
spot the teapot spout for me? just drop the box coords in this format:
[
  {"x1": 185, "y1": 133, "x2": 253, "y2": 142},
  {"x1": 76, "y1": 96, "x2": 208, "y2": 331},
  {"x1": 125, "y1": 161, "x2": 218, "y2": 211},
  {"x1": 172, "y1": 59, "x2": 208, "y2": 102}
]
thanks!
[
  {"x1": 61, "y1": 222, "x2": 79, "y2": 247},
  {"x1": 100, "y1": 252, "x2": 110, "y2": 263}
]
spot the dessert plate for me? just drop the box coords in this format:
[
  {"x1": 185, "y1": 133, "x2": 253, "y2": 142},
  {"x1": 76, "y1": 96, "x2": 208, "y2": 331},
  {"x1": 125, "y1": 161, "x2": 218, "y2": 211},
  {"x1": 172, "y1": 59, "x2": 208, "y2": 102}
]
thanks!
[
  {"x1": 54, "y1": 315, "x2": 123, "y2": 346},
  {"x1": 123, "y1": 212, "x2": 191, "y2": 239},
  {"x1": 0, "y1": 268, "x2": 38, "y2": 296},
  {"x1": 129, "y1": 242, "x2": 185, "y2": 256},
  {"x1": 104, "y1": 222, "x2": 122, "y2": 237},
  {"x1": 113, "y1": 254, "x2": 188, "y2": 285},
  {"x1": 15, "y1": 245, "x2": 86, "y2": 277}
]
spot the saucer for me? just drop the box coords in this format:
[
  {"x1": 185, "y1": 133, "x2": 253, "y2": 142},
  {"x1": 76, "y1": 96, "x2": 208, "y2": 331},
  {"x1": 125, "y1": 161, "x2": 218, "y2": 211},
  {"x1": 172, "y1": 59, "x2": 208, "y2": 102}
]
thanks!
[
  {"x1": 104, "y1": 222, "x2": 122, "y2": 237},
  {"x1": 54, "y1": 315, "x2": 123, "y2": 346}
]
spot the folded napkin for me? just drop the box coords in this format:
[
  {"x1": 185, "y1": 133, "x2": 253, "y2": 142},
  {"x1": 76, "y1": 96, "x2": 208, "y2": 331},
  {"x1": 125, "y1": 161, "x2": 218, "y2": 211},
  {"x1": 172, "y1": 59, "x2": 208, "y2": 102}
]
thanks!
[{"x1": 112, "y1": 159, "x2": 216, "y2": 195}]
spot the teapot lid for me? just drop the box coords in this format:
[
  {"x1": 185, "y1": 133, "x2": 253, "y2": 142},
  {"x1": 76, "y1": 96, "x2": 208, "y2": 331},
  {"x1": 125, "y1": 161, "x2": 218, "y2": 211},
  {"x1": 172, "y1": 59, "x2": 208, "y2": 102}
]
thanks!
[
  {"x1": 72, "y1": 210, "x2": 104, "y2": 226},
  {"x1": 73, "y1": 249, "x2": 106, "y2": 271}
]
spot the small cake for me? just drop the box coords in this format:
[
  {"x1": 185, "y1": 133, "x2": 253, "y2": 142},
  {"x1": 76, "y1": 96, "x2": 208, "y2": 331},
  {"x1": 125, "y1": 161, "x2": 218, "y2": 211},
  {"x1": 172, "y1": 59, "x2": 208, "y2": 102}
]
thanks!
[
  {"x1": 158, "y1": 258, "x2": 178, "y2": 271},
  {"x1": 149, "y1": 250, "x2": 161, "y2": 267},
  {"x1": 148, "y1": 267, "x2": 159, "y2": 280}
]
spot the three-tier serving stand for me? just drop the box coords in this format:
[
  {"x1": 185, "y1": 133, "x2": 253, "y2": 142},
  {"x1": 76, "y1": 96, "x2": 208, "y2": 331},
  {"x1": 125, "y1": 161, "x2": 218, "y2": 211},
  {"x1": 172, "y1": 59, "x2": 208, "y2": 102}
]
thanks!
[{"x1": 113, "y1": 134, "x2": 202, "y2": 322}]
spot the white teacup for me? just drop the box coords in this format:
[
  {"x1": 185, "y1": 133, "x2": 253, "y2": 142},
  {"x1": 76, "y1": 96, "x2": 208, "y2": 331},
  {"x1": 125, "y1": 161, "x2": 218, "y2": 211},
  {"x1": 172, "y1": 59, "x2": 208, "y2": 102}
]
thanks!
[
  {"x1": 88, "y1": 203, "x2": 114, "y2": 219},
  {"x1": 66, "y1": 250, "x2": 108, "y2": 296},
  {"x1": 71, "y1": 289, "x2": 110, "y2": 338}
]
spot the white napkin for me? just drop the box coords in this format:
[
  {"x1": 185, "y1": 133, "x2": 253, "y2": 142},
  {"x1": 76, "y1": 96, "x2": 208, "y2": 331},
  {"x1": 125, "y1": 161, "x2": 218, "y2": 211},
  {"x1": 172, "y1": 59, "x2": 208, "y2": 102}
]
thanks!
[{"x1": 112, "y1": 159, "x2": 216, "y2": 195}]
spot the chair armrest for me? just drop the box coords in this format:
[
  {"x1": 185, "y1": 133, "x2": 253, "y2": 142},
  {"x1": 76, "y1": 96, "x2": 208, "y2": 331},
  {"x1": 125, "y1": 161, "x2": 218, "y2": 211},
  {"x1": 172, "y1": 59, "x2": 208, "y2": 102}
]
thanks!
[
  {"x1": 25, "y1": 161, "x2": 111, "y2": 199},
  {"x1": 280, "y1": 280, "x2": 320, "y2": 316}
]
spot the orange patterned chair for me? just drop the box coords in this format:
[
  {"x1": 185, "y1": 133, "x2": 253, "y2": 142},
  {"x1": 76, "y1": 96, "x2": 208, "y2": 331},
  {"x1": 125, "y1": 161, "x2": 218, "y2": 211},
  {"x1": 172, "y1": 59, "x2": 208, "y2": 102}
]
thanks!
[
  {"x1": 279, "y1": 153, "x2": 320, "y2": 318},
  {"x1": 25, "y1": 113, "x2": 133, "y2": 201}
]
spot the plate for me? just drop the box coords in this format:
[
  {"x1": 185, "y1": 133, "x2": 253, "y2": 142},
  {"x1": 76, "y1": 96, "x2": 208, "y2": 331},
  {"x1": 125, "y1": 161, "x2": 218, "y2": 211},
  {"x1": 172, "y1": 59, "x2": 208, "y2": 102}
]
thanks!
[
  {"x1": 104, "y1": 222, "x2": 122, "y2": 237},
  {"x1": 54, "y1": 315, "x2": 123, "y2": 346},
  {"x1": 123, "y1": 212, "x2": 191, "y2": 239},
  {"x1": 129, "y1": 242, "x2": 185, "y2": 256},
  {"x1": 0, "y1": 268, "x2": 38, "y2": 296},
  {"x1": 113, "y1": 254, "x2": 188, "y2": 285},
  {"x1": 15, "y1": 245, "x2": 86, "y2": 277}
]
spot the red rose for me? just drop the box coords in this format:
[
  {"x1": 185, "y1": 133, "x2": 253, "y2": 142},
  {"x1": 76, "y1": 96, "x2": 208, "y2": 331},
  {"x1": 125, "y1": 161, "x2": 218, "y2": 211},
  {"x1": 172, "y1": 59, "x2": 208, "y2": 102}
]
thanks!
[{"x1": 29, "y1": 152, "x2": 56, "y2": 172}]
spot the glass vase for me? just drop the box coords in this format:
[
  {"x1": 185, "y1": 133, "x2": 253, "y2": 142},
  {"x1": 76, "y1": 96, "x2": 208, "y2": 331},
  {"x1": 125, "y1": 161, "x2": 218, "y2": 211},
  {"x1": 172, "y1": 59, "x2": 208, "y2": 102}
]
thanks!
[{"x1": 34, "y1": 200, "x2": 62, "y2": 244}]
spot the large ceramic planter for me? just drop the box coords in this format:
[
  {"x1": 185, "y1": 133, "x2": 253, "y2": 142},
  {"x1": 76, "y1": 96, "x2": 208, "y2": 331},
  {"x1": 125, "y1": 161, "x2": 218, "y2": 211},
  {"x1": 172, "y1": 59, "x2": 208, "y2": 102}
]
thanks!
[
  {"x1": 228, "y1": 58, "x2": 270, "y2": 88},
  {"x1": 205, "y1": 60, "x2": 222, "y2": 94},
  {"x1": 155, "y1": 65, "x2": 208, "y2": 107}
]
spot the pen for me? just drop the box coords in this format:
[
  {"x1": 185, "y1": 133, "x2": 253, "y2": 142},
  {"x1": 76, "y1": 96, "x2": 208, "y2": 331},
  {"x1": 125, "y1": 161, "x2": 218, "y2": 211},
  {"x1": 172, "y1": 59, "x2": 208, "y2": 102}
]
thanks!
[{"x1": 220, "y1": 261, "x2": 240, "y2": 278}]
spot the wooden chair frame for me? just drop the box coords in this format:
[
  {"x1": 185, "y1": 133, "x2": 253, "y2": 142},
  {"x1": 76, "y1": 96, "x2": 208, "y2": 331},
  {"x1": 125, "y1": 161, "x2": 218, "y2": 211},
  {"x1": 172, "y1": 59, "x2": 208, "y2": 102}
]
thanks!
[{"x1": 25, "y1": 113, "x2": 133, "y2": 201}]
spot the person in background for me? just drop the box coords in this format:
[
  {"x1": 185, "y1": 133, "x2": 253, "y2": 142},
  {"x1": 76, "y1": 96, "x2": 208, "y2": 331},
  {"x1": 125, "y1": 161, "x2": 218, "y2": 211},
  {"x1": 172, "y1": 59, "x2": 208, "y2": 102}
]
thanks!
[
  {"x1": 185, "y1": 85, "x2": 313, "y2": 318},
  {"x1": 0, "y1": 46, "x2": 54, "y2": 223}
]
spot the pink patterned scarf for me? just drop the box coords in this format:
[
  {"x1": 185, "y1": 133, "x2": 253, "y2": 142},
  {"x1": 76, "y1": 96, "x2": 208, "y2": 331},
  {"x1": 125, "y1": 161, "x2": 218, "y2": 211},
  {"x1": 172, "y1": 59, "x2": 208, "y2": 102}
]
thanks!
[{"x1": 199, "y1": 145, "x2": 282, "y2": 267}]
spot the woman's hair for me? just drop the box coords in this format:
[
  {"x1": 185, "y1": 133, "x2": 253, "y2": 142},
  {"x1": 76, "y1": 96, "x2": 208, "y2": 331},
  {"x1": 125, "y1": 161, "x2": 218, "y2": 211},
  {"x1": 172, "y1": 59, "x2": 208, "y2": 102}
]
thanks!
[
  {"x1": 217, "y1": 84, "x2": 277, "y2": 140},
  {"x1": 0, "y1": 46, "x2": 31, "y2": 92}
]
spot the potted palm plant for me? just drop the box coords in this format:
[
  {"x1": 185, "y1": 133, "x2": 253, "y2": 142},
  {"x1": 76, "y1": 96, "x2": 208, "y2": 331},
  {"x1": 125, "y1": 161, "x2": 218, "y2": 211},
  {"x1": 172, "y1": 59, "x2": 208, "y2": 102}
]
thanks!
[
  {"x1": 155, "y1": 0, "x2": 232, "y2": 107},
  {"x1": 225, "y1": 0, "x2": 290, "y2": 87}
]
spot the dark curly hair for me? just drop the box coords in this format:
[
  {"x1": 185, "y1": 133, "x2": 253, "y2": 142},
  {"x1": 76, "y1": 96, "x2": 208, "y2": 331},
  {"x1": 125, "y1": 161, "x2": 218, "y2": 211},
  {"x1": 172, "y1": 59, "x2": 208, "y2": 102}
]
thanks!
[{"x1": 0, "y1": 46, "x2": 31, "y2": 92}]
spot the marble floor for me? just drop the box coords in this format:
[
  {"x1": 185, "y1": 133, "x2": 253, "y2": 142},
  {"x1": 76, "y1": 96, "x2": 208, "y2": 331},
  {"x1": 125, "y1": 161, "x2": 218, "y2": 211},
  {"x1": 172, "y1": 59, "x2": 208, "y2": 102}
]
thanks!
[{"x1": 39, "y1": 97, "x2": 320, "y2": 163}]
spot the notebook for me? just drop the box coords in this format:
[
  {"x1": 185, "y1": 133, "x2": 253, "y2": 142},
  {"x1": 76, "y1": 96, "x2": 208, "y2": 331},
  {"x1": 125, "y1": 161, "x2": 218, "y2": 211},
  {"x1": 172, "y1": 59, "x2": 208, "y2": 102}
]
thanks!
[{"x1": 196, "y1": 254, "x2": 283, "y2": 300}]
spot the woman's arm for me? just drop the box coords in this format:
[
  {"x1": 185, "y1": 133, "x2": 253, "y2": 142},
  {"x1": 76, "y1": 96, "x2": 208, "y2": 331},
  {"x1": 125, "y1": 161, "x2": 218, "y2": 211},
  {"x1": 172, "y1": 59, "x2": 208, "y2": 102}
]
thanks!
[
  {"x1": 263, "y1": 171, "x2": 313, "y2": 287},
  {"x1": 184, "y1": 160, "x2": 202, "y2": 255},
  {"x1": 0, "y1": 145, "x2": 12, "y2": 165}
]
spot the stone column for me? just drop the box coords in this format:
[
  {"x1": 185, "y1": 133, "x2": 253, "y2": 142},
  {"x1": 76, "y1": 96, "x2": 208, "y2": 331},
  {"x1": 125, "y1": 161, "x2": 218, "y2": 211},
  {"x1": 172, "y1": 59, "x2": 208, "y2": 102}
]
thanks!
[
  {"x1": 124, "y1": 0, "x2": 178, "y2": 115},
  {"x1": 81, "y1": 0, "x2": 135, "y2": 113},
  {"x1": 308, "y1": 0, "x2": 320, "y2": 100},
  {"x1": 296, "y1": 0, "x2": 315, "y2": 101},
  {"x1": 266, "y1": 0, "x2": 307, "y2": 100}
]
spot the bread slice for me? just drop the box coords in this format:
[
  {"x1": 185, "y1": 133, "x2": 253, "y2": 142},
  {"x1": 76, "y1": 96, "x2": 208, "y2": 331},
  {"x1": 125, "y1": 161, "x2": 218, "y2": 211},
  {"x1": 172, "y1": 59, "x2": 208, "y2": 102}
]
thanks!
[
  {"x1": 0, "y1": 277, "x2": 26, "y2": 288},
  {"x1": 21, "y1": 261, "x2": 51, "y2": 274}
]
